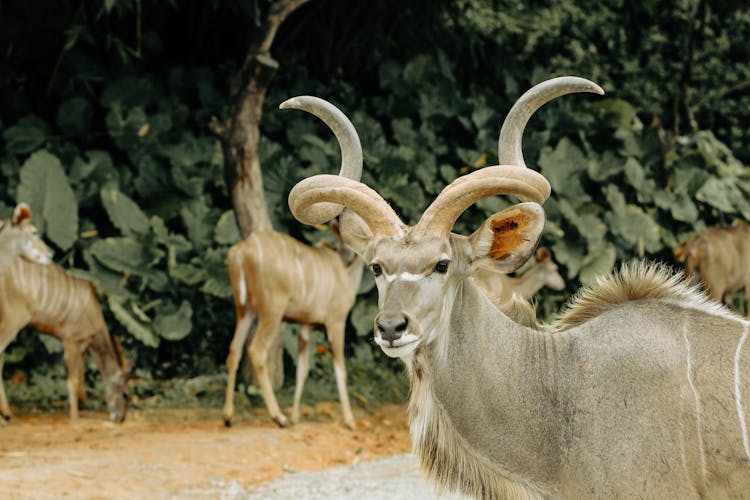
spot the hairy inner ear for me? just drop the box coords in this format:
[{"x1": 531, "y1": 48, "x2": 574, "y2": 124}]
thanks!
[
  {"x1": 469, "y1": 202, "x2": 545, "y2": 273},
  {"x1": 12, "y1": 203, "x2": 32, "y2": 226}
]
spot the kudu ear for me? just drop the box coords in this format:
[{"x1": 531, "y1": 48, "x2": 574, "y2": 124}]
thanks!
[
  {"x1": 123, "y1": 354, "x2": 137, "y2": 380},
  {"x1": 12, "y1": 203, "x2": 32, "y2": 226},
  {"x1": 536, "y1": 246, "x2": 551, "y2": 262},
  {"x1": 674, "y1": 241, "x2": 688, "y2": 262},
  {"x1": 468, "y1": 202, "x2": 545, "y2": 273},
  {"x1": 337, "y1": 208, "x2": 372, "y2": 256}
]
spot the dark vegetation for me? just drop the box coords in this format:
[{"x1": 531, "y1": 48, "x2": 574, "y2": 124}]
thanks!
[{"x1": 2, "y1": 0, "x2": 750, "y2": 410}]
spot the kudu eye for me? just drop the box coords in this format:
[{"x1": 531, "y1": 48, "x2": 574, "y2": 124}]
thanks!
[
  {"x1": 371, "y1": 263, "x2": 383, "y2": 277},
  {"x1": 434, "y1": 260, "x2": 450, "y2": 274}
]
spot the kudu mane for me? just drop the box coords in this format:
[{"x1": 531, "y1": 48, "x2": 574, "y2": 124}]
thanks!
[
  {"x1": 409, "y1": 351, "x2": 546, "y2": 499},
  {"x1": 553, "y1": 261, "x2": 741, "y2": 331}
]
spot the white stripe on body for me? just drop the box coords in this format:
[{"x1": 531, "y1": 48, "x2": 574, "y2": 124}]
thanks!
[
  {"x1": 682, "y1": 331, "x2": 707, "y2": 481},
  {"x1": 38, "y1": 264, "x2": 48, "y2": 312},
  {"x1": 237, "y1": 255, "x2": 247, "y2": 306},
  {"x1": 291, "y1": 241, "x2": 308, "y2": 304},
  {"x1": 734, "y1": 322, "x2": 750, "y2": 461}
]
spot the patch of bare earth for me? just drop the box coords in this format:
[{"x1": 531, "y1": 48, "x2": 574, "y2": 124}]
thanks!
[{"x1": 0, "y1": 403, "x2": 411, "y2": 498}]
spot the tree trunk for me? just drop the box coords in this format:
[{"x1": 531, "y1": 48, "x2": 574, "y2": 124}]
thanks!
[{"x1": 215, "y1": 0, "x2": 309, "y2": 390}]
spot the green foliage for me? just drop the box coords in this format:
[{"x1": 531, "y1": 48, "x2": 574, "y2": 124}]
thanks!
[
  {"x1": 2, "y1": 0, "x2": 750, "y2": 401},
  {"x1": 17, "y1": 150, "x2": 78, "y2": 250}
]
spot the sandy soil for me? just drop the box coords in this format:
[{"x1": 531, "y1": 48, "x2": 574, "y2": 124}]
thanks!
[{"x1": 0, "y1": 402, "x2": 412, "y2": 499}]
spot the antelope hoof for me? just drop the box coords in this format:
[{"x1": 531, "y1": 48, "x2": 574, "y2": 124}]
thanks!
[
  {"x1": 274, "y1": 415, "x2": 290, "y2": 428},
  {"x1": 223, "y1": 416, "x2": 233, "y2": 428},
  {"x1": 345, "y1": 419, "x2": 356, "y2": 431}
]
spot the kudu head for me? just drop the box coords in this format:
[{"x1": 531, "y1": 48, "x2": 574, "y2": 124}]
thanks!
[
  {"x1": 106, "y1": 348, "x2": 136, "y2": 423},
  {"x1": 0, "y1": 203, "x2": 53, "y2": 267},
  {"x1": 287, "y1": 77, "x2": 603, "y2": 359},
  {"x1": 674, "y1": 237, "x2": 704, "y2": 286},
  {"x1": 534, "y1": 247, "x2": 565, "y2": 290},
  {"x1": 107, "y1": 363, "x2": 135, "y2": 423}
]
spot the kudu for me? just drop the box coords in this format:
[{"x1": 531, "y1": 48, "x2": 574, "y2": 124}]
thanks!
[
  {"x1": 286, "y1": 78, "x2": 750, "y2": 498},
  {"x1": 675, "y1": 221, "x2": 750, "y2": 317},
  {"x1": 223, "y1": 97, "x2": 364, "y2": 429},
  {"x1": 0, "y1": 204, "x2": 133, "y2": 423},
  {"x1": 473, "y1": 246, "x2": 565, "y2": 306}
]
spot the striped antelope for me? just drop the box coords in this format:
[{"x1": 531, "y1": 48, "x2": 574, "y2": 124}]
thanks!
[
  {"x1": 0, "y1": 204, "x2": 133, "y2": 423},
  {"x1": 473, "y1": 246, "x2": 565, "y2": 306},
  {"x1": 287, "y1": 77, "x2": 750, "y2": 498},
  {"x1": 223, "y1": 97, "x2": 364, "y2": 429},
  {"x1": 675, "y1": 221, "x2": 750, "y2": 317}
]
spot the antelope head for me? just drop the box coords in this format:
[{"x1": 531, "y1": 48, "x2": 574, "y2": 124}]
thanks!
[
  {"x1": 288, "y1": 77, "x2": 603, "y2": 359},
  {"x1": 534, "y1": 247, "x2": 565, "y2": 291},
  {"x1": 107, "y1": 355, "x2": 136, "y2": 423},
  {"x1": 0, "y1": 203, "x2": 53, "y2": 275}
]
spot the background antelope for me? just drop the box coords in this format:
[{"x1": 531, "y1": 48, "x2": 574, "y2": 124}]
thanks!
[
  {"x1": 287, "y1": 78, "x2": 750, "y2": 498},
  {"x1": 473, "y1": 246, "x2": 564, "y2": 306},
  {"x1": 223, "y1": 97, "x2": 364, "y2": 429},
  {"x1": 0, "y1": 204, "x2": 133, "y2": 423},
  {"x1": 675, "y1": 220, "x2": 750, "y2": 317}
]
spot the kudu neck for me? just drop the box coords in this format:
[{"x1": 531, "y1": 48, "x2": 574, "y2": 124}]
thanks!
[
  {"x1": 88, "y1": 330, "x2": 125, "y2": 381},
  {"x1": 411, "y1": 279, "x2": 563, "y2": 493},
  {"x1": 513, "y1": 262, "x2": 549, "y2": 298}
]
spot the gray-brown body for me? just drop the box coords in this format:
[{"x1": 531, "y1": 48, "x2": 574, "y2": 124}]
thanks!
[
  {"x1": 409, "y1": 266, "x2": 749, "y2": 498},
  {"x1": 285, "y1": 77, "x2": 750, "y2": 498},
  {"x1": 223, "y1": 230, "x2": 363, "y2": 428},
  {"x1": 676, "y1": 221, "x2": 750, "y2": 316},
  {"x1": 0, "y1": 247, "x2": 131, "y2": 422}
]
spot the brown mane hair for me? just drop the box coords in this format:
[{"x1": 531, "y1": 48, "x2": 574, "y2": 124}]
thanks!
[{"x1": 553, "y1": 260, "x2": 739, "y2": 330}]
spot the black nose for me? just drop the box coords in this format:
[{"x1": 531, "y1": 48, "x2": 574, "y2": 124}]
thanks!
[{"x1": 376, "y1": 313, "x2": 408, "y2": 342}]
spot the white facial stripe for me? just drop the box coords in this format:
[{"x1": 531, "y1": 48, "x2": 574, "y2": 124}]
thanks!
[{"x1": 384, "y1": 272, "x2": 424, "y2": 283}]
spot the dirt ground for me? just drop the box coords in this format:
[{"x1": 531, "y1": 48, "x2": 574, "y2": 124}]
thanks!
[{"x1": 0, "y1": 402, "x2": 412, "y2": 499}]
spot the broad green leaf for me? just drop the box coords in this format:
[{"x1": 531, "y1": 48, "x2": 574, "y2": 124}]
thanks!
[
  {"x1": 180, "y1": 198, "x2": 214, "y2": 250},
  {"x1": 199, "y1": 248, "x2": 232, "y2": 298},
  {"x1": 17, "y1": 150, "x2": 78, "y2": 250},
  {"x1": 215, "y1": 210, "x2": 242, "y2": 245},
  {"x1": 90, "y1": 237, "x2": 146, "y2": 274},
  {"x1": 38, "y1": 335, "x2": 64, "y2": 354},
  {"x1": 593, "y1": 99, "x2": 638, "y2": 130},
  {"x1": 154, "y1": 301, "x2": 193, "y2": 341},
  {"x1": 350, "y1": 300, "x2": 378, "y2": 337},
  {"x1": 100, "y1": 186, "x2": 150, "y2": 236},
  {"x1": 170, "y1": 262, "x2": 207, "y2": 285},
  {"x1": 357, "y1": 269, "x2": 375, "y2": 295},
  {"x1": 200, "y1": 279, "x2": 232, "y2": 298},
  {"x1": 696, "y1": 178, "x2": 736, "y2": 213},
  {"x1": 606, "y1": 205, "x2": 663, "y2": 253},
  {"x1": 108, "y1": 297, "x2": 159, "y2": 348},
  {"x1": 587, "y1": 150, "x2": 626, "y2": 182},
  {"x1": 105, "y1": 104, "x2": 148, "y2": 150},
  {"x1": 538, "y1": 138, "x2": 590, "y2": 205},
  {"x1": 552, "y1": 239, "x2": 587, "y2": 279},
  {"x1": 151, "y1": 216, "x2": 192, "y2": 252},
  {"x1": 579, "y1": 244, "x2": 617, "y2": 285},
  {"x1": 3, "y1": 116, "x2": 47, "y2": 155}
]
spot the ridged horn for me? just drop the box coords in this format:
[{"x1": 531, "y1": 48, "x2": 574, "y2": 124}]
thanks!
[
  {"x1": 414, "y1": 76, "x2": 603, "y2": 238},
  {"x1": 288, "y1": 175, "x2": 405, "y2": 237},
  {"x1": 280, "y1": 96, "x2": 363, "y2": 223},
  {"x1": 499, "y1": 76, "x2": 604, "y2": 168}
]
